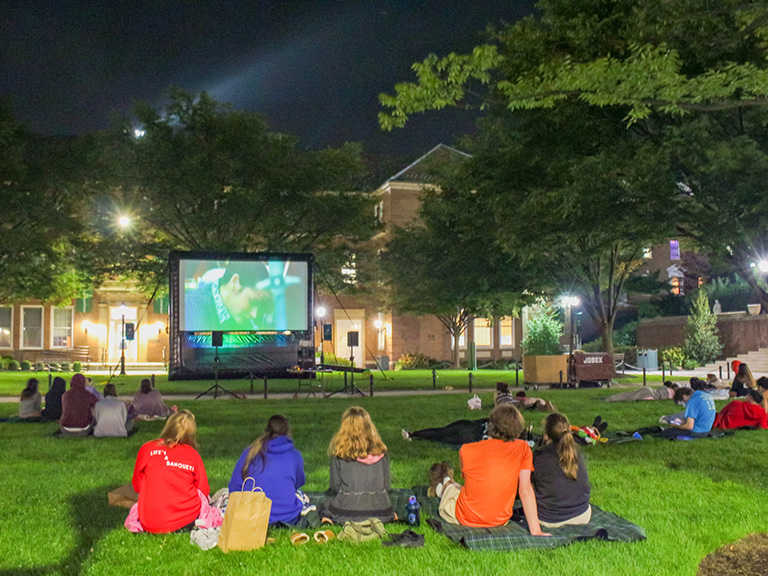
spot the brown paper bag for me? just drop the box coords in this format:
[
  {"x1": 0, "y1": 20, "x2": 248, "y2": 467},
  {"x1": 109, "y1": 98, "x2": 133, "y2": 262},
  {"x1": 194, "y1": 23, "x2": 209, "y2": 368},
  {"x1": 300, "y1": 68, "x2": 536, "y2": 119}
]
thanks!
[
  {"x1": 218, "y1": 481, "x2": 272, "y2": 552},
  {"x1": 107, "y1": 484, "x2": 139, "y2": 508}
]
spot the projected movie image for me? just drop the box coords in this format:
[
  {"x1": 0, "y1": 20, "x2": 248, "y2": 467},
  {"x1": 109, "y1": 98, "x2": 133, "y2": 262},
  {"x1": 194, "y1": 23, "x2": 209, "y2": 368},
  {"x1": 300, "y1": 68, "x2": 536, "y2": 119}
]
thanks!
[{"x1": 179, "y1": 258, "x2": 309, "y2": 332}]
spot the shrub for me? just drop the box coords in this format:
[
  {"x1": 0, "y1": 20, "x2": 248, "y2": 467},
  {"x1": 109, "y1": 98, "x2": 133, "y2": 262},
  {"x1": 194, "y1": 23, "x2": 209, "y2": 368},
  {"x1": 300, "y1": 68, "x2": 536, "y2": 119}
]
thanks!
[
  {"x1": 321, "y1": 353, "x2": 352, "y2": 368},
  {"x1": 60, "y1": 362, "x2": 70, "y2": 372},
  {"x1": 395, "y1": 353, "x2": 433, "y2": 370},
  {"x1": 684, "y1": 290, "x2": 723, "y2": 365},
  {"x1": 661, "y1": 346, "x2": 687, "y2": 369},
  {"x1": 0, "y1": 358, "x2": 8, "y2": 370},
  {"x1": 614, "y1": 345, "x2": 638, "y2": 366},
  {"x1": 613, "y1": 321, "x2": 637, "y2": 346},
  {"x1": 72, "y1": 361, "x2": 82, "y2": 373},
  {"x1": 682, "y1": 358, "x2": 698, "y2": 370},
  {"x1": 521, "y1": 305, "x2": 563, "y2": 356},
  {"x1": 9, "y1": 360, "x2": 21, "y2": 371},
  {"x1": 20, "y1": 360, "x2": 31, "y2": 371}
]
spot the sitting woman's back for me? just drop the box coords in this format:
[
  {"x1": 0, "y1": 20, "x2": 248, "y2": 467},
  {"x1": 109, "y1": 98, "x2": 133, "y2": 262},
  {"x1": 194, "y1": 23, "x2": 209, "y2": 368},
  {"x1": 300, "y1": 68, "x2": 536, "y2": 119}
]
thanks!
[
  {"x1": 43, "y1": 377, "x2": 66, "y2": 420},
  {"x1": 132, "y1": 379, "x2": 172, "y2": 418},
  {"x1": 228, "y1": 414, "x2": 306, "y2": 524},
  {"x1": 19, "y1": 378, "x2": 42, "y2": 419},
  {"x1": 532, "y1": 413, "x2": 591, "y2": 528}
]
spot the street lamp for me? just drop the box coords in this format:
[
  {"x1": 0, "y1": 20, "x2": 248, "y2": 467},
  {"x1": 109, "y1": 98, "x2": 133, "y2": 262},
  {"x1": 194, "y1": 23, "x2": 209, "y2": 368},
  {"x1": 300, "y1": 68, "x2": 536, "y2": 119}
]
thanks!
[
  {"x1": 118, "y1": 216, "x2": 131, "y2": 228},
  {"x1": 119, "y1": 302, "x2": 127, "y2": 376},
  {"x1": 316, "y1": 306, "x2": 326, "y2": 364}
]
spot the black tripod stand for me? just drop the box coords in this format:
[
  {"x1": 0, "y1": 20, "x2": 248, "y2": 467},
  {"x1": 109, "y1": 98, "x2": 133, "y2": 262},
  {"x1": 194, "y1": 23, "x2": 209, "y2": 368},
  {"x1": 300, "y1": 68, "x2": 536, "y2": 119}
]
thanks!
[
  {"x1": 345, "y1": 349, "x2": 366, "y2": 397},
  {"x1": 196, "y1": 345, "x2": 240, "y2": 399}
]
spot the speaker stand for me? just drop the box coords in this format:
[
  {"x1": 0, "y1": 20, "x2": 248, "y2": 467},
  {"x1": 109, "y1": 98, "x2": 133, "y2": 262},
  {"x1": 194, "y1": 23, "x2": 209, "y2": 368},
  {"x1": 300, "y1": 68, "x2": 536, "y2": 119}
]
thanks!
[{"x1": 196, "y1": 346, "x2": 241, "y2": 400}]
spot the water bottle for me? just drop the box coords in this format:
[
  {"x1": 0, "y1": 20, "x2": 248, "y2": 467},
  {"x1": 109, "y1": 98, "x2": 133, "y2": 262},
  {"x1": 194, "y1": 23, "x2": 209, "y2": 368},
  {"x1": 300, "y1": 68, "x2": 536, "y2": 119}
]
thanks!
[{"x1": 406, "y1": 496, "x2": 421, "y2": 526}]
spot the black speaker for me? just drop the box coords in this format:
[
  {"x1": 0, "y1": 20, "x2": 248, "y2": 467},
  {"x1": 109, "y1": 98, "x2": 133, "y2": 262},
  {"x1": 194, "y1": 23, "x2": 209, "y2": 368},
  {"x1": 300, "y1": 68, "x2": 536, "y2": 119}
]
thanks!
[
  {"x1": 323, "y1": 324, "x2": 333, "y2": 342},
  {"x1": 124, "y1": 323, "x2": 135, "y2": 341},
  {"x1": 347, "y1": 331, "x2": 359, "y2": 347},
  {"x1": 211, "y1": 331, "x2": 223, "y2": 347}
]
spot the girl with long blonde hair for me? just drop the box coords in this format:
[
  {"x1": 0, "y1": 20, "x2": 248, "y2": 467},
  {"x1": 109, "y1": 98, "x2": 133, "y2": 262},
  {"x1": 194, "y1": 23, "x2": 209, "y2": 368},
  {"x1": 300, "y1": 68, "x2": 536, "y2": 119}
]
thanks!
[
  {"x1": 228, "y1": 414, "x2": 307, "y2": 525},
  {"x1": 532, "y1": 413, "x2": 592, "y2": 528},
  {"x1": 131, "y1": 410, "x2": 211, "y2": 533},
  {"x1": 319, "y1": 406, "x2": 395, "y2": 523}
]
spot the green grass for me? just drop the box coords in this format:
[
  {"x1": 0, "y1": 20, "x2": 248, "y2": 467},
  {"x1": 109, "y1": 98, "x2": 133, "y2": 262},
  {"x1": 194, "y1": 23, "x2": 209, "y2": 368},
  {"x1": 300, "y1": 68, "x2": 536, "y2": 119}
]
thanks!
[
  {"x1": 1, "y1": 387, "x2": 767, "y2": 576},
  {"x1": 0, "y1": 368, "x2": 674, "y2": 397}
]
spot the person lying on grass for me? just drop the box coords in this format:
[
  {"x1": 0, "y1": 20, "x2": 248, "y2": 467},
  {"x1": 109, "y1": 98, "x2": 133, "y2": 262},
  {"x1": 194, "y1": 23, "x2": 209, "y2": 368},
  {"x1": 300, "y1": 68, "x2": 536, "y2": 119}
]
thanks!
[
  {"x1": 401, "y1": 391, "x2": 553, "y2": 447},
  {"x1": 131, "y1": 410, "x2": 211, "y2": 533},
  {"x1": 713, "y1": 389, "x2": 768, "y2": 430},
  {"x1": 19, "y1": 378, "x2": 42, "y2": 420},
  {"x1": 534, "y1": 413, "x2": 592, "y2": 528},
  {"x1": 604, "y1": 381, "x2": 678, "y2": 402},
  {"x1": 318, "y1": 406, "x2": 395, "y2": 524},
  {"x1": 657, "y1": 387, "x2": 716, "y2": 439},
  {"x1": 228, "y1": 414, "x2": 307, "y2": 525},
  {"x1": 430, "y1": 404, "x2": 549, "y2": 535}
]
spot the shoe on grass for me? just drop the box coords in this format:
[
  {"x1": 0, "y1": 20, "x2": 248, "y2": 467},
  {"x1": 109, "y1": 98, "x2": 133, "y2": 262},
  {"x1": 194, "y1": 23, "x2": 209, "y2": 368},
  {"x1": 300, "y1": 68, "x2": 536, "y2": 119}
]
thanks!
[{"x1": 401, "y1": 429, "x2": 412, "y2": 441}]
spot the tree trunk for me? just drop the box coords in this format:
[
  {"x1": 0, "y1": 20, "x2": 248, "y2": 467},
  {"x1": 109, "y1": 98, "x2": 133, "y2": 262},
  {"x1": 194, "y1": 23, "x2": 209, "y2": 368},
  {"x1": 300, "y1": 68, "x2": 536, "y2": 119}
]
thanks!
[
  {"x1": 600, "y1": 321, "x2": 614, "y2": 360},
  {"x1": 453, "y1": 330, "x2": 461, "y2": 369}
]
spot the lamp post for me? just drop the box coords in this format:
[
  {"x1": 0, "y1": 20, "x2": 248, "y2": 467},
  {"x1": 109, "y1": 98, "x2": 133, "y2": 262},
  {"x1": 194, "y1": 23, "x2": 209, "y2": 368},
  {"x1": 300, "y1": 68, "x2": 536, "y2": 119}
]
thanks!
[
  {"x1": 562, "y1": 296, "x2": 580, "y2": 383},
  {"x1": 119, "y1": 302, "x2": 127, "y2": 376},
  {"x1": 316, "y1": 306, "x2": 326, "y2": 365}
]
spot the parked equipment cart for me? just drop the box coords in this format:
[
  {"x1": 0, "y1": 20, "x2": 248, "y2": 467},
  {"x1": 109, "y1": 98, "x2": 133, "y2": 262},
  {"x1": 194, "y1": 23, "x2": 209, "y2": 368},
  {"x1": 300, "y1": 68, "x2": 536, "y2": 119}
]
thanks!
[{"x1": 570, "y1": 352, "x2": 613, "y2": 387}]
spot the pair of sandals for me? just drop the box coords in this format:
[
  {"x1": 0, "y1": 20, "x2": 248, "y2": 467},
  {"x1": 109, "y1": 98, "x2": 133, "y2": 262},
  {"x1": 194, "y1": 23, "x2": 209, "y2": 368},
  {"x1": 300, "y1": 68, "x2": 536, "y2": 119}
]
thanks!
[
  {"x1": 382, "y1": 529, "x2": 424, "y2": 548},
  {"x1": 290, "y1": 529, "x2": 335, "y2": 545}
]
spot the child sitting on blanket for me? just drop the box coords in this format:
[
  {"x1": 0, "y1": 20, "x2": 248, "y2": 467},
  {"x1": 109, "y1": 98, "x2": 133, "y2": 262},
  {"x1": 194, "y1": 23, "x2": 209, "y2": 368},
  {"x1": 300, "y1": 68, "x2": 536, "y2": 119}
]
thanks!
[
  {"x1": 228, "y1": 414, "x2": 307, "y2": 525},
  {"x1": 533, "y1": 413, "x2": 592, "y2": 528},
  {"x1": 318, "y1": 406, "x2": 395, "y2": 524},
  {"x1": 429, "y1": 404, "x2": 549, "y2": 535}
]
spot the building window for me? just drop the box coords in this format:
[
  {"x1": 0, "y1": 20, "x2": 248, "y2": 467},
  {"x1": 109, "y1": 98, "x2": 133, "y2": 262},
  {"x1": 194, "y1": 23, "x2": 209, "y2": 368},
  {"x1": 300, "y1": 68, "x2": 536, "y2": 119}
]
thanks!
[
  {"x1": 669, "y1": 240, "x2": 680, "y2": 260},
  {"x1": 52, "y1": 307, "x2": 74, "y2": 348},
  {"x1": 642, "y1": 247, "x2": 652, "y2": 259},
  {"x1": 0, "y1": 307, "x2": 12, "y2": 348},
  {"x1": 341, "y1": 253, "x2": 357, "y2": 285},
  {"x1": 670, "y1": 277, "x2": 682, "y2": 296},
  {"x1": 21, "y1": 306, "x2": 43, "y2": 349},
  {"x1": 499, "y1": 317, "x2": 514, "y2": 347},
  {"x1": 474, "y1": 318, "x2": 492, "y2": 347}
]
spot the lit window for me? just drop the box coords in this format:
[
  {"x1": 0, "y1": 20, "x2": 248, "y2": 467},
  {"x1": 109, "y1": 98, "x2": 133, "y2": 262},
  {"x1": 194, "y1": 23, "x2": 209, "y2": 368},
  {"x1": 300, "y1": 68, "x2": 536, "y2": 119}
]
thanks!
[
  {"x1": 0, "y1": 307, "x2": 11, "y2": 348},
  {"x1": 341, "y1": 253, "x2": 357, "y2": 284},
  {"x1": 669, "y1": 240, "x2": 680, "y2": 260},
  {"x1": 670, "y1": 277, "x2": 681, "y2": 296},
  {"x1": 22, "y1": 307, "x2": 43, "y2": 349},
  {"x1": 643, "y1": 247, "x2": 652, "y2": 259},
  {"x1": 474, "y1": 318, "x2": 492, "y2": 347},
  {"x1": 52, "y1": 308, "x2": 74, "y2": 348},
  {"x1": 698, "y1": 277, "x2": 704, "y2": 287},
  {"x1": 499, "y1": 317, "x2": 514, "y2": 347}
]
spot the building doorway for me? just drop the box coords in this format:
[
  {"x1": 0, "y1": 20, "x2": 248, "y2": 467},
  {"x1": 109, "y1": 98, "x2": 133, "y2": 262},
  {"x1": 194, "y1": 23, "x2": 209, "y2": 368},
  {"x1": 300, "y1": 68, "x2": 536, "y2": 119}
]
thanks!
[
  {"x1": 109, "y1": 306, "x2": 138, "y2": 364},
  {"x1": 335, "y1": 315, "x2": 364, "y2": 368}
]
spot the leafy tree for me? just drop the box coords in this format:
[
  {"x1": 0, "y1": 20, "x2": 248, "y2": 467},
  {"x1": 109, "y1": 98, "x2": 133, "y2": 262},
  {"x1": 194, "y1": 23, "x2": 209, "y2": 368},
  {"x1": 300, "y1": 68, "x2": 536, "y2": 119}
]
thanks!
[
  {"x1": 521, "y1": 305, "x2": 563, "y2": 356},
  {"x1": 684, "y1": 290, "x2": 722, "y2": 365},
  {"x1": 93, "y1": 88, "x2": 373, "y2": 291},
  {"x1": 0, "y1": 103, "x2": 86, "y2": 302},
  {"x1": 382, "y1": 170, "x2": 534, "y2": 368}
]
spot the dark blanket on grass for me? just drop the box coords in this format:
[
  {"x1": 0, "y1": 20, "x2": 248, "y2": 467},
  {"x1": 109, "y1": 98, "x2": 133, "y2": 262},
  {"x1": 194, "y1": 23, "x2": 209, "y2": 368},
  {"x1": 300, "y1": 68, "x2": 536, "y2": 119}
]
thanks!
[{"x1": 410, "y1": 486, "x2": 646, "y2": 551}]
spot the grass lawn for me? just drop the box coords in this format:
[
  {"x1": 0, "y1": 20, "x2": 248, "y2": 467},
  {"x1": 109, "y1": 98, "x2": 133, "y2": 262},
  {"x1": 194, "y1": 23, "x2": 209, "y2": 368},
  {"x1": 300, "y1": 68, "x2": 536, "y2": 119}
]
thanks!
[
  {"x1": 2, "y1": 387, "x2": 767, "y2": 576},
  {"x1": 0, "y1": 368, "x2": 670, "y2": 397}
]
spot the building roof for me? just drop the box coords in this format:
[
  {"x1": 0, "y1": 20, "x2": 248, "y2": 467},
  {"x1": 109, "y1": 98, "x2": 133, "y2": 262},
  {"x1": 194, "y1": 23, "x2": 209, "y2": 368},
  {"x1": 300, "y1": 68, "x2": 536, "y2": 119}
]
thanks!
[{"x1": 383, "y1": 143, "x2": 470, "y2": 185}]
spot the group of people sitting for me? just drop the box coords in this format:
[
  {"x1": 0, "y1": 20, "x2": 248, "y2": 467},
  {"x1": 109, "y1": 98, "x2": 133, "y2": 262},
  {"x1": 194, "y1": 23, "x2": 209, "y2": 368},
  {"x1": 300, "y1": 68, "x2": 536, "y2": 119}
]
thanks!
[
  {"x1": 129, "y1": 403, "x2": 590, "y2": 537},
  {"x1": 18, "y1": 374, "x2": 176, "y2": 437}
]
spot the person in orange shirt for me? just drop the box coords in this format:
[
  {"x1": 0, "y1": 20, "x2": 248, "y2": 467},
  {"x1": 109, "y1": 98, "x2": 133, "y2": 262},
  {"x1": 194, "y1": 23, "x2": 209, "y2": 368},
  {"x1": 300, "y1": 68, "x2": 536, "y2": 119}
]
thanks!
[{"x1": 431, "y1": 404, "x2": 549, "y2": 535}]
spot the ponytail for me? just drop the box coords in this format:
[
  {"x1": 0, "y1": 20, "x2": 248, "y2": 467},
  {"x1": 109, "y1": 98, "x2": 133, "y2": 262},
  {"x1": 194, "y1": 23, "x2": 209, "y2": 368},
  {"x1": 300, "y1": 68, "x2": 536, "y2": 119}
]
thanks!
[
  {"x1": 543, "y1": 413, "x2": 579, "y2": 481},
  {"x1": 242, "y1": 414, "x2": 292, "y2": 480}
]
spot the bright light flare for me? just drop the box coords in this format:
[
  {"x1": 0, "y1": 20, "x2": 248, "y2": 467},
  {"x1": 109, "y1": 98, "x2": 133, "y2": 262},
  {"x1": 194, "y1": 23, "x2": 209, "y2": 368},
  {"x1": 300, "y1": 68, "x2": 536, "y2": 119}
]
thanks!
[
  {"x1": 561, "y1": 296, "x2": 580, "y2": 307},
  {"x1": 316, "y1": 306, "x2": 326, "y2": 318},
  {"x1": 118, "y1": 216, "x2": 131, "y2": 228}
]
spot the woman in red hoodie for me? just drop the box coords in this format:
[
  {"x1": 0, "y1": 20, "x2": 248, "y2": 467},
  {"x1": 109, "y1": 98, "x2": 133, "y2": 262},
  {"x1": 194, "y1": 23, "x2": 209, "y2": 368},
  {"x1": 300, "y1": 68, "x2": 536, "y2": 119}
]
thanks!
[{"x1": 131, "y1": 410, "x2": 210, "y2": 533}]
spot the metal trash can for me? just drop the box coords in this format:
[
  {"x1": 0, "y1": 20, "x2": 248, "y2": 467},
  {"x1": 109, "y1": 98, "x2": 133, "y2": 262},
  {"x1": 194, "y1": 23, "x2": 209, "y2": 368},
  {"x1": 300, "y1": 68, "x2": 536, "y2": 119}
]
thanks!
[
  {"x1": 571, "y1": 352, "x2": 613, "y2": 382},
  {"x1": 637, "y1": 349, "x2": 658, "y2": 371},
  {"x1": 376, "y1": 355, "x2": 389, "y2": 371}
]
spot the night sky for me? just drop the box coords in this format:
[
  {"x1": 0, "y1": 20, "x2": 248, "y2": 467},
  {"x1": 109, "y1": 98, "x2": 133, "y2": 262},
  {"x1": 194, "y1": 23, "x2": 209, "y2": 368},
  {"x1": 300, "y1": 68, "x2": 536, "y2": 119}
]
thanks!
[{"x1": 2, "y1": 1, "x2": 535, "y2": 157}]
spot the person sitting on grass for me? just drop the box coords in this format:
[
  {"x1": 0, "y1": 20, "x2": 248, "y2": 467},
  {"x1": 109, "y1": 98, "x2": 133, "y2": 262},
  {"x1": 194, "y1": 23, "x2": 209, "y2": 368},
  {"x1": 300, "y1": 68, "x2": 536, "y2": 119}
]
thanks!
[
  {"x1": 730, "y1": 363, "x2": 756, "y2": 398},
  {"x1": 533, "y1": 413, "x2": 592, "y2": 528},
  {"x1": 757, "y1": 377, "x2": 768, "y2": 404},
  {"x1": 19, "y1": 378, "x2": 42, "y2": 420},
  {"x1": 318, "y1": 406, "x2": 395, "y2": 524},
  {"x1": 604, "y1": 381, "x2": 678, "y2": 402},
  {"x1": 132, "y1": 378, "x2": 175, "y2": 420},
  {"x1": 658, "y1": 386, "x2": 716, "y2": 439},
  {"x1": 713, "y1": 389, "x2": 768, "y2": 430},
  {"x1": 42, "y1": 376, "x2": 66, "y2": 421},
  {"x1": 60, "y1": 373, "x2": 97, "y2": 435},
  {"x1": 93, "y1": 383, "x2": 135, "y2": 437},
  {"x1": 430, "y1": 404, "x2": 549, "y2": 535},
  {"x1": 228, "y1": 414, "x2": 307, "y2": 525},
  {"x1": 130, "y1": 410, "x2": 211, "y2": 533}
]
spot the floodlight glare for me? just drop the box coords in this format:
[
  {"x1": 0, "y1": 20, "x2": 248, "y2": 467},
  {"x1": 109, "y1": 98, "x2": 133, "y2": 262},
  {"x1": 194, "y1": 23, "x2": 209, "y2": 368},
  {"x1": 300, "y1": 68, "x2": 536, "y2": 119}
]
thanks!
[
  {"x1": 118, "y1": 216, "x2": 131, "y2": 228},
  {"x1": 759, "y1": 261, "x2": 768, "y2": 273},
  {"x1": 562, "y1": 296, "x2": 580, "y2": 307},
  {"x1": 316, "y1": 306, "x2": 326, "y2": 318},
  {"x1": 374, "y1": 319, "x2": 383, "y2": 329}
]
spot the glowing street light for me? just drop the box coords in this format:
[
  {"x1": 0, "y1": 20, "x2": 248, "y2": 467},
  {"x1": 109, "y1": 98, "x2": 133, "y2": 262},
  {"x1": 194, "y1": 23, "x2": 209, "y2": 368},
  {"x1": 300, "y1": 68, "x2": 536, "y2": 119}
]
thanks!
[
  {"x1": 759, "y1": 261, "x2": 768, "y2": 273},
  {"x1": 316, "y1": 306, "x2": 326, "y2": 318},
  {"x1": 374, "y1": 319, "x2": 383, "y2": 330},
  {"x1": 118, "y1": 216, "x2": 131, "y2": 228}
]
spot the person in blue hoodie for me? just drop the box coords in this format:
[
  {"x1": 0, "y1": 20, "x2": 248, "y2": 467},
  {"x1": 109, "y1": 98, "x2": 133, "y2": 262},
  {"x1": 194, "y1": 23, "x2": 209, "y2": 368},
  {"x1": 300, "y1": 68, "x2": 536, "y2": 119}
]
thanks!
[{"x1": 228, "y1": 414, "x2": 306, "y2": 525}]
